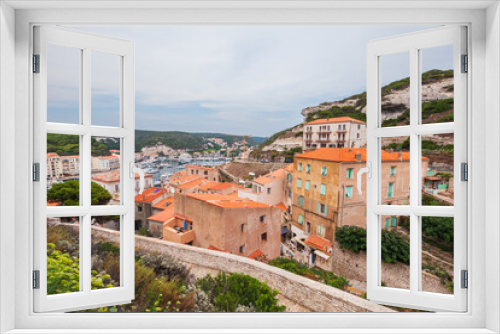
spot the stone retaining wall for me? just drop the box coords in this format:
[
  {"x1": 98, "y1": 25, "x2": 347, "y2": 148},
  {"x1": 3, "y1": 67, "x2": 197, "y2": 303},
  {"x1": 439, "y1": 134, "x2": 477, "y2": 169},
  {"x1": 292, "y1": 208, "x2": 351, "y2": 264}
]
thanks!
[{"x1": 89, "y1": 226, "x2": 394, "y2": 313}]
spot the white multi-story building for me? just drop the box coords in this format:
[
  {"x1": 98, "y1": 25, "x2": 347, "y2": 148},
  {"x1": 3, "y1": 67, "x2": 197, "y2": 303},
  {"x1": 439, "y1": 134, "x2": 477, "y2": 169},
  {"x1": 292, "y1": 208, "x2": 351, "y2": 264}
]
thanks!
[
  {"x1": 303, "y1": 117, "x2": 367, "y2": 151},
  {"x1": 91, "y1": 155, "x2": 120, "y2": 171},
  {"x1": 47, "y1": 153, "x2": 63, "y2": 181},
  {"x1": 60, "y1": 155, "x2": 80, "y2": 175}
]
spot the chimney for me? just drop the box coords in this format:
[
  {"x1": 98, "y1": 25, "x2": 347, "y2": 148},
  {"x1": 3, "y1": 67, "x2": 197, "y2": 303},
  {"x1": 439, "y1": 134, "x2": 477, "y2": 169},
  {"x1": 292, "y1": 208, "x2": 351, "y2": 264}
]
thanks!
[{"x1": 355, "y1": 153, "x2": 362, "y2": 162}]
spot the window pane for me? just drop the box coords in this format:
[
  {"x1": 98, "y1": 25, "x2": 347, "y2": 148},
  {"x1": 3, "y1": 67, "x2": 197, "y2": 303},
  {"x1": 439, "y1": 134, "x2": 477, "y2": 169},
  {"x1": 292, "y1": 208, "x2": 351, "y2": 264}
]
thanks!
[
  {"x1": 380, "y1": 215, "x2": 410, "y2": 289},
  {"x1": 91, "y1": 216, "x2": 121, "y2": 289},
  {"x1": 47, "y1": 44, "x2": 81, "y2": 124},
  {"x1": 47, "y1": 134, "x2": 80, "y2": 206},
  {"x1": 421, "y1": 133, "x2": 454, "y2": 206},
  {"x1": 380, "y1": 52, "x2": 410, "y2": 128},
  {"x1": 47, "y1": 217, "x2": 81, "y2": 295},
  {"x1": 421, "y1": 45, "x2": 454, "y2": 125},
  {"x1": 421, "y1": 216, "x2": 454, "y2": 295},
  {"x1": 380, "y1": 136, "x2": 410, "y2": 205},
  {"x1": 91, "y1": 137, "x2": 121, "y2": 205},
  {"x1": 91, "y1": 52, "x2": 121, "y2": 127}
]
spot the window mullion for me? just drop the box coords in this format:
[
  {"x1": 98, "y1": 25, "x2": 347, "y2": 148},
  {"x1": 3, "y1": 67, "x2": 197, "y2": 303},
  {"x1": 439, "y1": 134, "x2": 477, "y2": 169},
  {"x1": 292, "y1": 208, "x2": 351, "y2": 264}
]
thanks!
[{"x1": 409, "y1": 47, "x2": 420, "y2": 295}]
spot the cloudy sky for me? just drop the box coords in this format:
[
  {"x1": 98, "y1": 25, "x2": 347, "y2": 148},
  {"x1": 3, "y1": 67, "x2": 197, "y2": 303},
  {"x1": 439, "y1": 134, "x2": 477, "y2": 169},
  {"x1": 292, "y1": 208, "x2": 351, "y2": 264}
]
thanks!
[{"x1": 48, "y1": 26, "x2": 453, "y2": 137}]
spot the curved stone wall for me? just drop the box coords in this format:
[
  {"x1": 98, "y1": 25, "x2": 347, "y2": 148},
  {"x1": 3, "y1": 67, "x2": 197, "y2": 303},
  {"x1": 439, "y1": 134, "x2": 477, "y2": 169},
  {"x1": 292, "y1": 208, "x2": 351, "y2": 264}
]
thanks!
[{"x1": 89, "y1": 226, "x2": 394, "y2": 313}]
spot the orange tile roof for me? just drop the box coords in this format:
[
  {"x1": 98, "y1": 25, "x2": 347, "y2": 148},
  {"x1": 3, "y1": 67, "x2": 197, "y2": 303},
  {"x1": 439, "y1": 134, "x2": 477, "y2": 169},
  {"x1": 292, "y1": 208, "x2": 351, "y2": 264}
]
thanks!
[
  {"x1": 295, "y1": 148, "x2": 428, "y2": 163},
  {"x1": 47, "y1": 152, "x2": 59, "y2": 158},
  {"x1": 208, "y1": 245, "x2": 230, "y2": 253},
  {"x1": 187, "y1": 193, "x2": 271, "y2": 209},
  {"x1": 253, "y1": 169, "x2": 285, "y2": 185},
  {"x1": 170, "y1": 170, "x2": 187, "y2": 179},
  {"x1": 284, "y1": 164, "x2": 293, "y2": 172},
  {"x1": 178, "y1": 177, "x2": 205, "y2": 190},
  {"x1": 152, "y1": 198, "x2": 174, "y2": 210},
  {"x1": 274, "y1": 202, "x2": 287, "y2": 212},
  {"x1": 175, "y1": 174, "x2": 201, "y2": 184},
  {"x1": 47, "y1": 201, "x2": 60, "y2": 207},
  {"x1": 148, "y1": 205, "x2": 175, "y2": 223},
  {"x1": 248, "y1": 249, "x2": 265, "y2": 259},
  {"x1": 304, "y1": 235, "x2": 333, "y2": 253},
  {"x1": 134, "y1": 187, "x2": 165, "y2": 203},
  {"x1": 197, "y1": 181, "x2": 220, "y2": 191},
  {"x1": 305, "y1": 116, "x2": 366, "y2": 125}
]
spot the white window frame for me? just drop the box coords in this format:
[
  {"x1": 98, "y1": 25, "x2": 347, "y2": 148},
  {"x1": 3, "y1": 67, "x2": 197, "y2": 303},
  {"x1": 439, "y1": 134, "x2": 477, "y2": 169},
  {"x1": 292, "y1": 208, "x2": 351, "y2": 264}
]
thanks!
[
  {"x1": 366, "y1": 26, "x2": 467, "y2": 312},
  {"x1": 1, "y1": 2, "x2": 498, "y2": 333},
  {"x1": 32, "y1": 26, "x2": 136, "y2": 312}
]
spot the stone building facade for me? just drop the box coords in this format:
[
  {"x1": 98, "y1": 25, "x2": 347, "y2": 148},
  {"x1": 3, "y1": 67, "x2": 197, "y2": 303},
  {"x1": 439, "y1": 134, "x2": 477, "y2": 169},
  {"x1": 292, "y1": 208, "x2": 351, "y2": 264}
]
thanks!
[{"x1": 303, "y1": 117, "x2": 367, "y2": 151}]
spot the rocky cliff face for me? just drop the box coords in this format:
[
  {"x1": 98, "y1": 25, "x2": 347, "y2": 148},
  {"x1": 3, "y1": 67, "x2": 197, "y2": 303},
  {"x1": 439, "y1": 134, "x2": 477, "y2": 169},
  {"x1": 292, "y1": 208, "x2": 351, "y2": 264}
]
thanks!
[{"x1": 260, "y1": 69, "x2": 454, "y2": 152}]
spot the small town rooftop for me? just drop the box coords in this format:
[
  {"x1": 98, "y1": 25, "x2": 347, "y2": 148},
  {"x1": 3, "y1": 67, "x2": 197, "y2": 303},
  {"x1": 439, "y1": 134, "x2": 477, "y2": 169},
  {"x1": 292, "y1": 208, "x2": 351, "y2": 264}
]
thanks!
[{"x1": 305, "y1": 116, "x2": 366, "y2": 125}]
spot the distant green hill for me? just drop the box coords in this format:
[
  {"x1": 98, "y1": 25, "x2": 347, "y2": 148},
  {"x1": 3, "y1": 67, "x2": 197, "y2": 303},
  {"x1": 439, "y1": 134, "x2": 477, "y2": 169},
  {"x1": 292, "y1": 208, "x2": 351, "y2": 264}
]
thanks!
[{"x1": 191, "y1": 133, "x2": 267, "y2": 146}]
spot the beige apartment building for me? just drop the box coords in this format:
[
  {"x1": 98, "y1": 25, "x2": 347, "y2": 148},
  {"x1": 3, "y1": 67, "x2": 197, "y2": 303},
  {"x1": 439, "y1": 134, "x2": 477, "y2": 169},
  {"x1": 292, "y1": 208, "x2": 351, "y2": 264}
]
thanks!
[
  {"x1": 92, "y1": 170, "x2": 153, "y2": 198},
  {"x1": 303, "y1": 117, "x2": 367, "y2": 151},
  {"x1": 186, "y1": 164, "x2": 221, "y2": 182},
  {"x1": 60, "y1": 155, "x2": 80, "y2": 175},
  {"x1": 47, "y1": 153, "x2": 63, "y2": 180},
  {"x1": 171, "y1": 193, "x2": 281, "y2": 259},
  {"x1": 291, "y1": 148, "x2": 428, "y2": 240}
]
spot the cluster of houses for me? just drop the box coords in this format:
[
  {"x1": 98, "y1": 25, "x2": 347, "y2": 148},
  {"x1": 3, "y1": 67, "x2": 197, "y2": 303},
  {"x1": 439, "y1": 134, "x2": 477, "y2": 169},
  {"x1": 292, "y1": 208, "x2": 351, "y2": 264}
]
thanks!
[{"x1": 46, "y1": 116, "x2": 455, "y2": 272}]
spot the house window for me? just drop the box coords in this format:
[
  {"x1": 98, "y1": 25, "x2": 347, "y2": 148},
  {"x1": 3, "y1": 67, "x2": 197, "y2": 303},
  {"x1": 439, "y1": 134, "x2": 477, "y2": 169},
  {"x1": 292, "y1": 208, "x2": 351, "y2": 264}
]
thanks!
[
  {"x1": 298, "y1": 214, "x2": 303, "y2": 225},
  {"x1": 298, "y1": 162, "x2": 303, "y2": 171},
  {"x1": 297, "y1": 195, "x2": 304, "y2": 206},
  {"x1": 297, "y1": 178, "x2": 302, "y2": 188},
  {"x1": 320, "y1": 184, "x2": 326, "y2": 195},
  {"x1": 260, "y1": 215, "x2": 266, "y2": 223},
  {"x1": 387, "y1": 182, "x2": 394, "y2": 198},
  {"x1": 321, "y1": 166, "x2": 327, "y2": 176},
  {"x1": 306, "y1": 164, "x2": 311, "y2": 173},
  {"x1": 317, "y1": 203, "x2": 327, "y2": 215},
  {"x1": 391, "y1": 217, "x2": 397, "y2": 228},
  {"x1": 385, "y1": 218, "x2": 390, "y2": 229},
  {"x1": 306, "y1": 221, "x2": 311, "y2": 234},
  {"x1": 345, "y1": 186, "x2": 353, "y2": 198},
  {"x1": 390, "y1": 166, "x2": 396, "y2": 176},
  {"x1": 267, "y1": 188, "x2": 271, "y2": 194},
  {"x1": 305, "y1": 180, "x2": 310, "y2": 190},
  {"x1": 287, "y1": 174, "x2": 292, "y2": 182},
  {"x1": 241, "y1": 223, "x2": 246, "y2": 233},
  {"x1": 239, "y1": 245, "x2": 245, "y2": 254},
  {"x1": 261, "y1": 232, "x2": 267, "y2": 242},
  {"x1": 346, "y1": 168, "x2": 354, "y2": 179},
  {"x1": 137, "y1": 206, "x2": 143, "y2": 212},
  {"x1": 317, "y1": 225, "x2": 325, "y2": 236}
]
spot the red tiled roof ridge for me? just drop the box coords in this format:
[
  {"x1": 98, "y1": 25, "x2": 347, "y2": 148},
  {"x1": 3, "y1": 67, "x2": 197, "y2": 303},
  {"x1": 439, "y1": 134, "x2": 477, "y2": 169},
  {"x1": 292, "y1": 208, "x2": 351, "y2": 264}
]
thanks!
[
  {"x1": 305, "y1": 116, "x2": 366, "y2": 125},
  {"x1": 295, "y1": 148, "x2": 429, "y2": 163}
]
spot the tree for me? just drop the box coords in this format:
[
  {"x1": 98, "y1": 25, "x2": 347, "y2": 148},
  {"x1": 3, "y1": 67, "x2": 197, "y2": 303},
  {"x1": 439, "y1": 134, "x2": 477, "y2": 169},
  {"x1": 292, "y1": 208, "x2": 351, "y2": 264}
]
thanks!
[{"x1": 47, "y1": 180, "x2": 112, "y2": 206}]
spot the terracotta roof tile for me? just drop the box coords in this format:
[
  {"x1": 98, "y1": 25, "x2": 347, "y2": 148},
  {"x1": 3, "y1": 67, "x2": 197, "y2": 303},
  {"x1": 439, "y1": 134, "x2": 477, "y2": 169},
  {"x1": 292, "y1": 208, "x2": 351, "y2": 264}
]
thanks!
[
  {"x1": 304, "y1": 235, "x2": 333, "y2": 253},
  {"x1": 305, "y1": 116, "x2": 365, "y2": 125},
  {"x1": 253, "y1": 169, "x2": 285, "y2": 185},
  {"x1": 134, "y1": 187, "x2": 165, "y2": 203},
  {"x1": 207, "y1": 245, "x2": 230, "y2": 253},
  {"x1": 248, "y1": 249, "x2": 265, "y2": 259},
  {"x1": 274, "y1": 202, "x2": 287, "y2": 212},
  {"x1": 93, "y1": 170, "x2": 152, "y2": 183},
  {"x1": 187, "y1": 193, "x2": 271, "y2": 209},
  {"x1": 177, "y1": 177, "x2": 205, "y2": 190},
  {"x1": 152, "y1": 198, "x2": 174, "y2": 210},
  {"x1": 295, "y1": 148, "x2": 428, "y2": 163},
  {"x1": 186, "y1": 164, "x2": 216, "y2": 171},
  {"x1": 148, "y1": 205, "x2": 175, "y2": 223}
]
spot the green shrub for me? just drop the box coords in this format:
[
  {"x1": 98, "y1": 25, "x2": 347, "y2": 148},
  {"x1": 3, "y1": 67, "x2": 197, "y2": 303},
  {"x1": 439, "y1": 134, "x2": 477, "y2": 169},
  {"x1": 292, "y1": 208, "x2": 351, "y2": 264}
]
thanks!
[
  {"x1": 197, "y1": 272, "x2": 285, "y2": 312},
  {"x1": 268, "y1": 257, "x2": 312, "y2": 276},
  {"x1": 335, "y1": 225, "x2": 410, "y2": 265},
  {"x1": 422, "y1": 216, "x2": 454, "y2": 244}
]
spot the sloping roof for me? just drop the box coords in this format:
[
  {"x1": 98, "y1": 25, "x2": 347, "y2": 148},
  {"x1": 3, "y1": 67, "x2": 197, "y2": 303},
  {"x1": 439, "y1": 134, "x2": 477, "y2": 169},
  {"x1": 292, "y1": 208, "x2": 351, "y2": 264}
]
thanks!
[
  {"x1": 207, "y1": 245, "x2": 230, "y2": 253},
  {"x1": 295, "y1": 148, "x2": 429, "y2": 163},
  {"x1": 177, "y1": 177, "x2": 205, "y2": 190},
  {"x1": 47, "y1": 201, "x2": 60, "y2": 207},
  {"x1": 197, "y1": 181, "x2": 220, "y2": 191},
  {"x1": 175, "y1": 174, "x2": 201, "y2": 184},
  {"x1": 247, "y1": 249, "x2": 265, "y2": 259},
  {"x1": 93, "y1": 155, "x2": 119, "y2": 160},
  {"x1": 187, "y1": 193, "x2": 270, "y2": 209},
  {"x1": 253, "y1": 169, "x2": 285, "y2": 185},
  {"x1": 148, "y1": 205, "x2": 175, "y2": 223},
  {"x1": 152, "y1": 197, "x2": 174, "y2": 210},
  {"x1": 134, "y1": 187, "x2": 165, "y2": 203},
  {"x1": 304, "y1": 235, "x2": 333, "y2": 253},
  {"x1": 274, "y1": 202, "x2": 287, "y2": 212},
  {"x1": 305, "y1": 117, "x2": 366, "y2": 125},
  {"x1": 47, "y1": 152, "x2": 59, "y2": 158},
  {"x1": 284, "y1": 164, "x2": 294, "y2": 172},
  {"x1": 198, "y1": 181, "x2": 243, "y2": 192}
]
